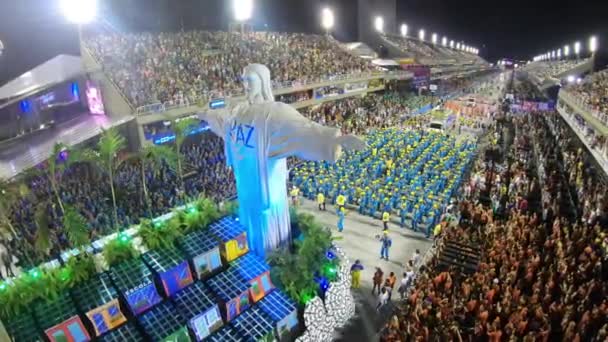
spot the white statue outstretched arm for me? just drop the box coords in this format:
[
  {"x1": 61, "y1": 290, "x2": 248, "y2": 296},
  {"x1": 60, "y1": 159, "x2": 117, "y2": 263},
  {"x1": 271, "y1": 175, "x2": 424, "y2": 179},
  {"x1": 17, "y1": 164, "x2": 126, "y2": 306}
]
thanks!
[
  {"x1": 198, "y1": 108, "x2": 230, "y2": 138},
  {"x1": 267, "y1": 102, "x2": 366, "y2": 162}
]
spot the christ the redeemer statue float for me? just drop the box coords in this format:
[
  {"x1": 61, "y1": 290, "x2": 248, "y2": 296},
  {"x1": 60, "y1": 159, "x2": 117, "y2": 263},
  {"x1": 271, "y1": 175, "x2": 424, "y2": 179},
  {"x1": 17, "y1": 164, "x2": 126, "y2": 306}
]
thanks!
[{"x1": 199, "y1": 64, "x2": 365, "y2": 258}]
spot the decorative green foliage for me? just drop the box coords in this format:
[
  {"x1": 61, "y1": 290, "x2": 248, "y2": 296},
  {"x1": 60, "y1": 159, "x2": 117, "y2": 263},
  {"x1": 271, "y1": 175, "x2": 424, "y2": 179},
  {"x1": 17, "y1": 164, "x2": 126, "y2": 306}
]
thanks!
[
  {"x1": 168, "y1": 196, "x2": 220, "y2": 234},
  {"x1": 34, "y1": 202, "x2": 51, "y2": 256},
  {"x1": 138, "y1": 218, "x2": 183, "y2": 250},
  {"x1": 64, "y1": 253, "x2": 96, "y2": 286},
  {"x1": 0, "y1": 267, "x2": 72, "y2": 318},
  {"x1": 269, "y1": 209, "x2": 338, "y2": 305},
  {"x1": 63, "y1": 205, "x2": 90, "y2": 249},
  {"x1": 221, "y1": 200, "x2": 239, "y2": 217},
  {"x1": 102, "y1": 234, "x2": 139, "y2": 267}
]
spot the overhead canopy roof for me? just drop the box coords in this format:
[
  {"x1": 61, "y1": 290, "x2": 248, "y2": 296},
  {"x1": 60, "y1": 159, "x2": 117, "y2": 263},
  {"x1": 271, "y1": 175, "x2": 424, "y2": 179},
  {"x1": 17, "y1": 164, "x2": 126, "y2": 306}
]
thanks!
[{"x1": 0, "y1": 54, "x2": 84, "y2": 101}]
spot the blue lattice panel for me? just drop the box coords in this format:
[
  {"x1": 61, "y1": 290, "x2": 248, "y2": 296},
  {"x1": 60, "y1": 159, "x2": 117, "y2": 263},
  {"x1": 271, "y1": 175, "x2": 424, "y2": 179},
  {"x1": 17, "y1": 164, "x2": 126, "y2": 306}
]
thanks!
[
  {"x1": 33, "y1": 291, "x2": 88, "y2": 341},
  {"x1": 2, "y1": 312, "x2": 41, "y2": 342},
  {"x1": 209, "y1": 217, "x2": 249, "y2": 262},
  {"x1": 72, "y1": 273, "x2": 127, "y2": 336},
  {"x1": 179, "y1": 230, "x2": 223, "y2": 279},
  {"x1": 108, "y1": 259, "x2": 162, "y2": 316},
  {"x1": 137, "y1": 301, "x2": 188, "y2": 341},
  {"x1": 230, "y1": 253, "x2": 274, "y2": 302},
  {"x1": 206, "y1": 325, "x2": 244, "y2": 342},
  {"x1": 97, "y1": 322, "x2": 144, "y2": 342},
  {"x1": 207, "y1": 268, "x2": 251, "y2": 322},
  {"x1": 257, "y1": 290, "x2": 299, "y2": 337},
  {"x1": 230, "y1": 306, "x2": 276, "y2": 341},
  {"x1": 142, "y1": 248, "x2": 194, "y2": 297},
  {"x1": 173, "y1": 282, "x2": 223, "y2": 341}
]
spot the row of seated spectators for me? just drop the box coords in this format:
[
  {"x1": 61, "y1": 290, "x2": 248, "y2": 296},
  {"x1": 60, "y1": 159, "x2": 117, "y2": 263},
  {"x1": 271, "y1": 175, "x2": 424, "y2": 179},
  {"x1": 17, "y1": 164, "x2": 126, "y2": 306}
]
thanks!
[
  {"x1": 524, "y1": 60, "x2": 583, "y2": 81},
  {"x1": 381, "y1": 34, "x2": 486, "y2": 65},
  {"x1": 85, "y1": 31, "x2": 375, "y2": 108},
  {"x1": 565, "y1": 69, "x2": 608, "y2": 124},
  {"x1": 381, "y1": 112, "x2": 608, "y2": 341}
]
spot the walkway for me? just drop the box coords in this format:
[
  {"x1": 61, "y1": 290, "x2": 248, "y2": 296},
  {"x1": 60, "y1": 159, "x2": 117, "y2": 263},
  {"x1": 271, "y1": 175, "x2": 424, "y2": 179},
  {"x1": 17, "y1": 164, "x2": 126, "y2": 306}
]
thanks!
[{"x1": 296, "y1": 199, "x2": 432, "y2": 341}]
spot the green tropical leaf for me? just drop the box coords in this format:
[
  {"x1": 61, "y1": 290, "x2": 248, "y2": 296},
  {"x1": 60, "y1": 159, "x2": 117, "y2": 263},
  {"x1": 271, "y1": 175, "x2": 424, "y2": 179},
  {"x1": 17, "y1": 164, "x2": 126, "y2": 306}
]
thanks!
[
  {"x1": 63, "y1": 205, "x2": 90, "y2": 249},
  {"x1": 34, "y1": 203, "x2": 51, "y2": 256}
]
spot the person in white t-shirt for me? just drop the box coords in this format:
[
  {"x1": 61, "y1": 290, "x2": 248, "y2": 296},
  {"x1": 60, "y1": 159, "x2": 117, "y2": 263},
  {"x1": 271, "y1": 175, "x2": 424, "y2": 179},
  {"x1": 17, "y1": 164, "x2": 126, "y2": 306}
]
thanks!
[
  {"x1": 412, "y1": 249, "x2": 421, "y2": 268},
  {"x1": 376, "y1": 287, "x2": 389, "y2": 311}
]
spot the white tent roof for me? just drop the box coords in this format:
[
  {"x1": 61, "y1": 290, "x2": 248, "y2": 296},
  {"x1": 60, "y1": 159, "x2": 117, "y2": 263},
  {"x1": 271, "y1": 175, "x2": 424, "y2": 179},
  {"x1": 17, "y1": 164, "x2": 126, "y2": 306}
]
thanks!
[{"x1": 0, "y1": 55, "x2": 84, "y2": 101}]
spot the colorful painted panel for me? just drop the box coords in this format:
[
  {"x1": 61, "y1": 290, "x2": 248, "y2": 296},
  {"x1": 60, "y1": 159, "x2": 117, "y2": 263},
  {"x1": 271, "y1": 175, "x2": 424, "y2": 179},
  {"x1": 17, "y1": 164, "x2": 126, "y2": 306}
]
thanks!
[
  {"x1": 125, "y1": 283, "x2": 162, "y2": 315},
  {"x1": 44, "y1": 315, "x2": 91, "y2": 342},
  {"x1": 160, "y1": 261, "x2": 194, "y2": 297},
  {"x1": 223, "y1": 233, "x2": 248, "y2": 262},
  {"x1": 191, "y1": 248, "x2": 222, "y2": 279},
  {"x1": 85, "y1": 299, "x2": 127, "y2": 336},
  {"x1": 249, "y1": 271, "x2": 274, "y2": 303},
  {"x1": 190, "y1": 306, "x2": 223, "y2": 341}
]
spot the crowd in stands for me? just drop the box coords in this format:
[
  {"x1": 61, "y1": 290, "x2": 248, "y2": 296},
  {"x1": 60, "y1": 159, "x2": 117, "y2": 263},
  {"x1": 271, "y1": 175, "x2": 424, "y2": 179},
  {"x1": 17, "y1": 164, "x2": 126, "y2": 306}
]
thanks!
[
  {"x1": 381, "y1": 110, "x2": 608, "y2": 341},
  {"x1": 85, "y1": 31, "x2": 375, "y2": 108},
  {"x1": 525, "y1": 60, "x2": 584, "y2": 81},
  {"x1": 565, "y1": 69, "x2": 608, "y2": 124},
  {"x1": 2, "y1": 133, "x2": 236, "y2": 271}
]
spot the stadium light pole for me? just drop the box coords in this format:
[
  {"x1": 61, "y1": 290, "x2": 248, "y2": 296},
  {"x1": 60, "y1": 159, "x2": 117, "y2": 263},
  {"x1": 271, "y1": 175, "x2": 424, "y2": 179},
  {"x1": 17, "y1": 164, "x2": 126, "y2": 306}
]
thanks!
[
  {"x1": 574, "y1": 41, "x2": 581, "y2": 59},
  {"x1": 589, "y1": 35, "x2": 598, "y2": 56},
  {"x1": 431, "y1": 33, "x2": 437, "y2": 44},
  {"x1": 60, "y1": 0, "x2": 97, "y2": 55},
  {"x1": 557, "y1": 48, "x2": 561, "y2": 59},
  {"x1": 564, "y1": 45, "x2": 570, "y2": 58},
  {"x1": 232, "y1": 0, "x2": 253, "y2": 33},
  {"x1": 374, "y1": 16, "x2": 384, "y2": 33},
  {"x1": 442, "y1": 36, "x2": 447, "y2": 47},
  {"x1": 419, "y1": 29, "x2": 425, "y2": 41},
  {"x1": 321, "y1": 7, "x2": 334, "y2": 36},
  {"x1": 456, "y1": 42, "x2": 460, "y2": 50},
  {"x1": 400, "y1": 24, "x2": 408, "y2": 37},
  {"x1": 450, "y1": 40, "x2": 455, "y2": 49}
]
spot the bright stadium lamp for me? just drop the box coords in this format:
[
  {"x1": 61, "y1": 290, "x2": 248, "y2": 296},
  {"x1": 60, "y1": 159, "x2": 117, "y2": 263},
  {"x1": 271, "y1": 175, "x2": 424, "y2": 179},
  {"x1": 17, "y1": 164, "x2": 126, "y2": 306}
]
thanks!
[
  {"x1": 321, "y1": 8, "x2": 334, "y2": 32},
  {"x1": 60, "y1": 0, "x2": 97, "y2": 24},
  {"x1": 431, "y1": 33, "x2": 437, "y2": 44},
  {"x1": 442, "y1": 36, "x2": 447, "y2": 47},
  {"x1": 574, "y1": 41, "x2": 581, "y2": 56},
  {"x1": 564, "y1": 45, "x2": 570, "y2": 57},
  {"x1": 567, "y1": 75, "x2": 575, "y2": 83},
  {"x1": 456, "y1": 42, "x2": 461, "y2": 50},
  {"x1": 419, "y1": 29, "x2": 425, "y2": 41},
  {"x1": 557, "y1": 48, "x2": 561, "y2": 59},
  {"x1": 233, "y1": 0, "x2": 253, "y2": 21},
  {"x1": 450, "y1": 40, "x2": 455, "y2": 48},
  {"x1": 552, "y1": 50, "x2": 556, "y2": 59},
  {"x1": 589, "y1": 35, "x2": 598, "y2": 53},
  {"x1": 0, "y1": 39, "x2": 3, "y2": 57},
  {"x1": 400, "y1": 24, "x2": 408, "y2": 37},
  {"x1": 374, "y1": 16, "x2": 384, "y2": 33}
]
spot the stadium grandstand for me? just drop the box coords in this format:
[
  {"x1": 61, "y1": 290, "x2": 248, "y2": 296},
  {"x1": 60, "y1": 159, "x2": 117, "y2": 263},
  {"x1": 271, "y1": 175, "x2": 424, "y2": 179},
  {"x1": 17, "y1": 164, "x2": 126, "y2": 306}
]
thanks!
[{"x1": 0, "y1": 0, "x2": 607, "y2": 341}]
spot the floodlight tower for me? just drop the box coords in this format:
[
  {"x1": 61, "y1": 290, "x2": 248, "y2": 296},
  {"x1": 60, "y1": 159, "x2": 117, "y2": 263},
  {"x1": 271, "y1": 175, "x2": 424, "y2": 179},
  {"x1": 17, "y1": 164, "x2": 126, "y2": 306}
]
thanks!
[
  {"x1": 564, "y1": 45, "x2": 570, "y2": 59},
  {"x1": 442, "y1": 36, "x2": 447, "y2": 47},
  {"x1": 60, "y1": 0, "x2": 97, "y2": 54},
  {"x1": 400, "y1": 24, "x2": 408, "y2": 37},
  {"x1": 431, "y1": 33, "x2": 437, "y2": 44},
  {"x1": 321, "y1": 7, "x2": 335, "y2": 36},
  {"x1": 374, "y1": 16, "x2": 384, "y2": 33},
  {"x1": 233, "y1": 0, "x2": 253, "y2": 33},
  {"x1": 589, "y1": 36, "x2": 598, "y2": 57},
  {"x1": 574, "y1": 41, "x2": 581, "y2": 59},
  {"x1": 419, "y1": 29, "x2": 425, "y2": 41}
]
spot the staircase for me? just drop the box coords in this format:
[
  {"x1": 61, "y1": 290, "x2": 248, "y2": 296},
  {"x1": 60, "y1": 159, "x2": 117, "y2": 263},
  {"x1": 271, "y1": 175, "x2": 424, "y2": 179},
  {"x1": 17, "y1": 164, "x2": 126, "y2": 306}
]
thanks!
[{"x1": 436, "y1": 239, "x2": 480, "y2": 275}]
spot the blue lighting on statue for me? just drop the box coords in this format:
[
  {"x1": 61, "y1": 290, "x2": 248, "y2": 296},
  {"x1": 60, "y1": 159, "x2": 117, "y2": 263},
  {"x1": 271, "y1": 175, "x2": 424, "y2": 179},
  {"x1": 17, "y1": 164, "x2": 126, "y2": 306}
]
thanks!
[{"x1": 71, "y1": 82, "x2": 80, "y2": 100}]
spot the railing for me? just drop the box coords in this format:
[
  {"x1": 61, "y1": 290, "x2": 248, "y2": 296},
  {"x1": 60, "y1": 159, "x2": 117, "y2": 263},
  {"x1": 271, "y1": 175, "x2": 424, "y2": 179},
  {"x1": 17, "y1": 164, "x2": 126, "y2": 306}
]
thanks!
[
  {"x1": 134, "y1": 71, "x2": 411, "y2": 115},
  {"x1": 560, "y1": 89, "x2": 608, "y2": 129}
]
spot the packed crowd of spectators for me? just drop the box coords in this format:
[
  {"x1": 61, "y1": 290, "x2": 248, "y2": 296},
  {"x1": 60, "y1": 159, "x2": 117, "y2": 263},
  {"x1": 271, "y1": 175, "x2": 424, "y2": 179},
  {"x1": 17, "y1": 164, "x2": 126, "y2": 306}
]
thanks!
[
  {"x1": 2, "y1": 133, "x2": 236, "y2": 271},
  {"x1": 525, "y1": 60, "x2": 583, "y2": 81},
  {"x1": 85, "y1": 31, "x2": 375, "y2": 108},
  {"x1": 564, "y1": 69, "x2": 608, "y2": 124},
  {"x1": 381, "y1": 111, "x2": 608, "y2": 341}
]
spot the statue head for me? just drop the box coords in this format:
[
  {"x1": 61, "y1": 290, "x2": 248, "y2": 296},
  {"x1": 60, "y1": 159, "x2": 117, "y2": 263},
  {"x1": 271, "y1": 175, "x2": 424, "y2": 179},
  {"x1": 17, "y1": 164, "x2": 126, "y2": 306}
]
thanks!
[{"x1": 242, "y1": 64, "x2": 274, "y2": 104}]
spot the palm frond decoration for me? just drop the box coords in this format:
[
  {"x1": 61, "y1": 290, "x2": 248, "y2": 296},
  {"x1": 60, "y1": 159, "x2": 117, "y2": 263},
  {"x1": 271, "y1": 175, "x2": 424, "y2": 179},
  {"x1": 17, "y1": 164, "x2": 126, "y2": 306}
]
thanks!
[{"x1": 63, "y1": 205, "x2": 90, "y2": 249}]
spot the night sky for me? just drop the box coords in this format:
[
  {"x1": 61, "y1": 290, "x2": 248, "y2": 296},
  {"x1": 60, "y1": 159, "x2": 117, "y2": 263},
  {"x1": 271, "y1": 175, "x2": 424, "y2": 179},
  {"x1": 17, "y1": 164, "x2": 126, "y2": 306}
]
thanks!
[{"x1": 1, "y1": 0, "x2": 606, "y2": 85}]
